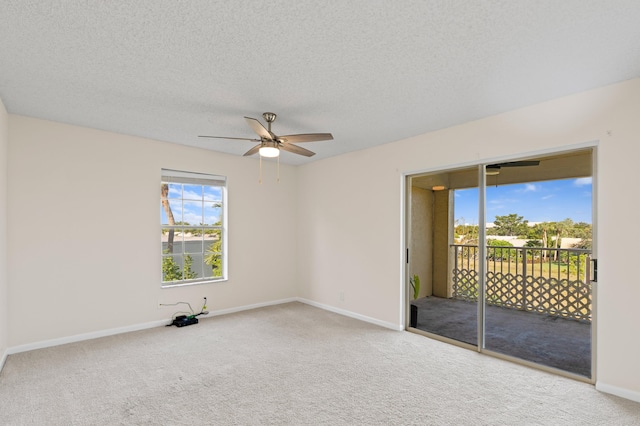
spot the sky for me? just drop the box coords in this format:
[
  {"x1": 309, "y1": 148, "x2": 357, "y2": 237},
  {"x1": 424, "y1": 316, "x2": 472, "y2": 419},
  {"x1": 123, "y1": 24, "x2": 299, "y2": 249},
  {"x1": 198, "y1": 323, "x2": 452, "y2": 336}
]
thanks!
[
  {"x1": 454, "y1": 177, "x2": 592, "y2": 225},
  {"x1": 161, "y1": 183, "x2": 223, "y2": 226}
]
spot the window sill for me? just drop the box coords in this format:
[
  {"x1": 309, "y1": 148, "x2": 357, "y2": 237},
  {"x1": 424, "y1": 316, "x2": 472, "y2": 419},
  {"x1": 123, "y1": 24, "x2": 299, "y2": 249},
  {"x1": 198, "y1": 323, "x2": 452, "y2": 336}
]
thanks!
[{"x1": 162, "y1": 278, "x2": 227, "y2": 289}]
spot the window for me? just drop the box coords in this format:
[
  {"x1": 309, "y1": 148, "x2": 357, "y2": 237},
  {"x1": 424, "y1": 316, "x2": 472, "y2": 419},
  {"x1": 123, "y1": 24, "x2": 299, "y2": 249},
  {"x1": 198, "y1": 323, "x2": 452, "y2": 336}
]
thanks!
[{"x1": 161, "y1": 169, "x2": 226, "y2": 286}]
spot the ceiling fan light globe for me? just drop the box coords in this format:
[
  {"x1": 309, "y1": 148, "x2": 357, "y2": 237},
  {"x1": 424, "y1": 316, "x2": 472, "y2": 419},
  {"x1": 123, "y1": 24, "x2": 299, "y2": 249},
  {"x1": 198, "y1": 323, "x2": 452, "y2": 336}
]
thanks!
[{"x1": 259, "y1": 146, "x2": 280, "y2": 157}]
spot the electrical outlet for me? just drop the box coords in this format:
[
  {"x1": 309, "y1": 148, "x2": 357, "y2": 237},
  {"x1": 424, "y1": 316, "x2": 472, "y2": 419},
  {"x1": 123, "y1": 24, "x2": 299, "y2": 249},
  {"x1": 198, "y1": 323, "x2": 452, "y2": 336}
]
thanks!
[{"x1": 339, "y1": 291, "x2": 345, "y2": 301}]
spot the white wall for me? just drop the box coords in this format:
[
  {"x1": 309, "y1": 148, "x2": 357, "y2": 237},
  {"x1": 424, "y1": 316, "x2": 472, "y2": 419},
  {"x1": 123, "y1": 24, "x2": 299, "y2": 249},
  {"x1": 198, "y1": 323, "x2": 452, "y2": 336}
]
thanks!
[
  {"x1": 7, "y1": 116, "x2": 298, "y2": 347},
  {"x1": 0, "y1": 97, "x2": 8, "y2": 365},
  {"x1": 298, "y1": 78, "x2": 640, "y2": 399}
]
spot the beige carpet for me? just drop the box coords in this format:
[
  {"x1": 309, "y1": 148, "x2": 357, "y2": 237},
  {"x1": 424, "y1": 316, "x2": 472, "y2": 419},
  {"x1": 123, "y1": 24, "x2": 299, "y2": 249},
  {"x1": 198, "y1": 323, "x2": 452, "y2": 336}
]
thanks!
[{"x1": 1, "y1": 302, "x2": 639, "y2": 425}]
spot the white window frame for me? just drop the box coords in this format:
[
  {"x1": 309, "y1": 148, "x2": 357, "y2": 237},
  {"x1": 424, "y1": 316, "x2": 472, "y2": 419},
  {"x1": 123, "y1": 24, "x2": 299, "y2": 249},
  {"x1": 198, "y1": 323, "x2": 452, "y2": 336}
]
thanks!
[{"x1": 161, "y1": 169, "x2": 227, "y2": 287}]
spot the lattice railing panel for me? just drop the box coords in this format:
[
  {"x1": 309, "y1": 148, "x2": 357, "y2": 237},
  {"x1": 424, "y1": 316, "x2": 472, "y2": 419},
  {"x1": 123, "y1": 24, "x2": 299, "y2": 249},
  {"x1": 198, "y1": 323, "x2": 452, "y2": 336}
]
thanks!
[
  {"x1": 452, "y1": 268, "x2": 478, "y2": 302},
  {"x1": 452, "y1": 245, "x2": 592, "y2": 322}
]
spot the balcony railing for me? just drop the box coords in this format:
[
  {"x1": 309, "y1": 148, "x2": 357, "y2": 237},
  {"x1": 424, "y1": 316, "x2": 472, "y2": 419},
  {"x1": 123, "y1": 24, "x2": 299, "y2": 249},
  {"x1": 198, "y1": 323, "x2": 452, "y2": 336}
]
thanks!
[{"x1": 452, "y1": 245, "x2": 592, "y2": 322}]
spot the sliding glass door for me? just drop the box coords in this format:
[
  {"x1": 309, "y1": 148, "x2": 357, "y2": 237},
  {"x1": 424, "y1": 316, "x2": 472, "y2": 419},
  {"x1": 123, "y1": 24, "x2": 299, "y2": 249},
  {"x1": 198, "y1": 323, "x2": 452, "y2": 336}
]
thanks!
[
  {"x1": 407, "y1": 148, "x2": 595, "y2": 380},
  {"x1": 482, "y1": 167, "x2": 594, "y2": 378},
  {"x1": 408, "y1": 166, "x2": 479, "y2": 346}
]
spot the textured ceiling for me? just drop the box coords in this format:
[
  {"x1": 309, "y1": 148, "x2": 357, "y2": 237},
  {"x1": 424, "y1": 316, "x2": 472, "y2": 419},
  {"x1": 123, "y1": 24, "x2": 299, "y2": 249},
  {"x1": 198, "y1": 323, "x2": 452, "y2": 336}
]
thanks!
[{"x1": 1, "y1": 1, "x2": 640, "y2": 165}]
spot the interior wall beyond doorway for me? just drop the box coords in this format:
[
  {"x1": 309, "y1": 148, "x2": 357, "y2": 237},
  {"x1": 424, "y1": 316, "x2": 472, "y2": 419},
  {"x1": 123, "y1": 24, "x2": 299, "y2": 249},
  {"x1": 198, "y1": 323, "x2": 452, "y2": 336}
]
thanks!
[
  {"x1": 433, "y1": 190, "x2": 453, "y2": 298},
  {"x1": 410, "y1": 186, "x2": 432, "y2": 297}
]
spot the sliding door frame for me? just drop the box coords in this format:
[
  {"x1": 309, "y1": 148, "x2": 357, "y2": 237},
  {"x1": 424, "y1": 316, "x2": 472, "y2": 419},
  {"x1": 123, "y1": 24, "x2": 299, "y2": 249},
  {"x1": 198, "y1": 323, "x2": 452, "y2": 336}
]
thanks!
[
  {"x1": 477, "y1": 165, "x2": 487, "y2": 351},
  {"x1": 403, "y1": 141, "x2": 598, "y2": 383}
]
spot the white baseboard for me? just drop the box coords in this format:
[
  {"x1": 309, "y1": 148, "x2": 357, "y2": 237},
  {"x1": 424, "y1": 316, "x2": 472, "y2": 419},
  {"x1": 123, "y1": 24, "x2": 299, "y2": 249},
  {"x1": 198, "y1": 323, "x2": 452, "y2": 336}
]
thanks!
[
  {"x1": 215, "y1": 297, "x2": 404, "y2": 331},
  {"x1": 7, "y1": 319, "x2": 168, "y2": 355},
  {"x1": 297, "y1": 297, "x2": 403, "y2": 331},
  {"x1": 596, "y1": 381, "x2": 640, "y2": 403},
  {"x1": 204, "y1": 297, "x2": 299, "y2": 318},
  {"x1": 0, "y1": 347, "x2": 7, "y2": 374},
  {"x1": 4, "y1": 297, "x2": 400, "y2": 358},
  {"x1": 6, "y1": 297, "x2": 300, "y2": 356}
]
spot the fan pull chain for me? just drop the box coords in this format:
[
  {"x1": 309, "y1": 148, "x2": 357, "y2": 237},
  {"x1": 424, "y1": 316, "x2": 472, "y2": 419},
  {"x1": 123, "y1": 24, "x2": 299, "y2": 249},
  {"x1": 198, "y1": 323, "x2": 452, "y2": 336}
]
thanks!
[
  {"x1": 277, "y1": 155, "x2": 280, "y2": 183},
  {"x1": 259, "y1": 155, "x2": 263, "y2": 184}
]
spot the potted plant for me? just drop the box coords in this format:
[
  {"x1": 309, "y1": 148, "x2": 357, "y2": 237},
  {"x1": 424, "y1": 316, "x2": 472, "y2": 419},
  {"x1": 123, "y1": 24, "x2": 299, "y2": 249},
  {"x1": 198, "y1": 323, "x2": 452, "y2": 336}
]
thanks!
[{"x1": 409, "y1": 274, "x2": 420, "y2": 327}]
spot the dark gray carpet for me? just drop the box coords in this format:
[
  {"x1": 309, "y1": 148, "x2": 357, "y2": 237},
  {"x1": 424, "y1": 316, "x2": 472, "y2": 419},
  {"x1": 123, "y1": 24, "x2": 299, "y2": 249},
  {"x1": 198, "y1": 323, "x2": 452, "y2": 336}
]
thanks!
[{"x1": 412, "y1": 296, "x2": 591, "y2": 377}]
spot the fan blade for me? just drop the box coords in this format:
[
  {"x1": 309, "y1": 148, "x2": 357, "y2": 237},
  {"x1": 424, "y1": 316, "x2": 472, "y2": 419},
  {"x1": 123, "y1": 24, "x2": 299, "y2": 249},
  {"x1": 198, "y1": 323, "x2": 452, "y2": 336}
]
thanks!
[
  {"x1": 492, "y1": 160, "x2": 540, "y2": 167},
  {"x1": 243, "y1": 144, "x2": 261, "y2": 156},
  {"x1": 278, "y1": 133, "x2": 334, "y2": 143},
  {"x1": 198, "y1": 135, "x2": 260, "y2": 142},
  {"x1": 280, "y1": 143, "x2": 315, "y2": 157},
  {"x1": 244, "y1": 117, "x2": 273, "y2": 140}
]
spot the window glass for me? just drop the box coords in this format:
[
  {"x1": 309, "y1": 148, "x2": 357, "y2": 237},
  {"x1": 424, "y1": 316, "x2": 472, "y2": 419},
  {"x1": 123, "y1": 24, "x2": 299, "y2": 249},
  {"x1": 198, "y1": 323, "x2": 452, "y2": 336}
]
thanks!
[{"x1": 161, "y1": 170, "x2": 226, "y2": 286}]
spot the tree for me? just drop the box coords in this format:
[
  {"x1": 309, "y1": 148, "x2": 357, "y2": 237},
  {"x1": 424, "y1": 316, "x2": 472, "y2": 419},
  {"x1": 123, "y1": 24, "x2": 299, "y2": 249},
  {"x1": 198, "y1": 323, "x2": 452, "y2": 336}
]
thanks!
[
  {"x1": 487, "y1": 239, "x2": 515, "y2": 260},
  {"x1": 523, "y1": 239, "x2": 543, "y2": 263},
  {"x1": 161, "y1": 183, "x2": 197, "y2": 281},
  {"x1": 182, "y1": 254, "x2": 197, "y2": 280},
  {"x1": 162, "y1": 253, "x2": 197, "y2": 281},
  {"x1": 204, "y1": 237, "x2": 222, "y2": 277},
  {"x1": 524, "y1": 239, "x2": 543, "y2": 247},
  {"x1": 572, "y1": 222, "x2": 592, "y2": 240},
  {"x1": 455, "y1": 218, "x2": 478, "y2": 244},
  {"x1": 161, "y1": 184, "x2": 176, "y2": 253},
  {"x1": 162, "y1": 254, "x2": 181, "y2": 281},
  {"x1": 552, "y1": 221, "x2": 562, "y2": 261},
  {"x1": 492, "y1": 214, "x2": 528, "y2": 236},
  {"x1": 204, "y1": 204, "x2": 223, "y2": 277}
]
